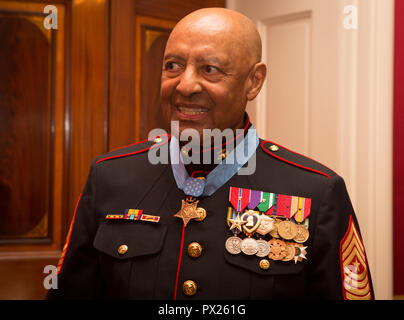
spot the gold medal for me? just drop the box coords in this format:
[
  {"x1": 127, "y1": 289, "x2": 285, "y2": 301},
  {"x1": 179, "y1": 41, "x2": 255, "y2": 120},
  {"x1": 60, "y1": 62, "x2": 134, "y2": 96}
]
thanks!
[
  {"x1": 293, "y1": 224, "x2": 309, "y2": 243},
  {"x1": 277, "y1": 220, "x2": 298, "y2": 240},
  {"x1": 269, "y1": 218, "x2": 281, "y2": 238},
  {"x1": 268, "y1": 239, "x2": 287, "y2": 261},
  {"x1": 282, "y1": 242, "x2": 296, "y2": 261}
]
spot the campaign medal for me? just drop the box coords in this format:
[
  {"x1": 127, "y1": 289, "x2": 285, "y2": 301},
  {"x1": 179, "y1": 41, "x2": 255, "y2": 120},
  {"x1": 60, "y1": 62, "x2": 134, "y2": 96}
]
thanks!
[
  {"x1": 173, "y1": 197, "x2": 201, "y2": 227},
  {"x1": 282, "y1": 242, "x2": 296, "y2": 261},
  {"x1": 225, "y1": 236, "x2": 243, "y2": 255},
  {"x1": 294, "y1": 224, "x2": 310, "y2": 243},
  {"x1": 268, "y1": 239, "x2": 287, "y2": 261},
  {"x1": 256, "y1": 239, "x2": 271, "y2": 257},
  {"x1": 269, "y1": 218, "x2": 281, "y2": 238},
  {"x1": 277, "y1": 220, "x2": 298, "y2": 240},
  {"x1": 240, "y1": 237, "x2": 259, "y2": 255},
  {"x1": 293, "y1": 243, "x2": 308, "y2": 264}
]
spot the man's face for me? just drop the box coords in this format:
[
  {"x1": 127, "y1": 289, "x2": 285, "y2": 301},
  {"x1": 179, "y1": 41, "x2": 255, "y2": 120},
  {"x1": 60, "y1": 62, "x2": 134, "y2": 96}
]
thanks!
[{"x1": 160, "y1": 23, "x2": 252, "y2": 139}]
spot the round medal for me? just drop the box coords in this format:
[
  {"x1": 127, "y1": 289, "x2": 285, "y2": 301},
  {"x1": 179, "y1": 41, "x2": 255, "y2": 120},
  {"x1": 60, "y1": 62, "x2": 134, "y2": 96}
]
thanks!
[
  {"x1": 268, "y1": 239, "x2": 287, "y2": 260},
  {"x1": 225, "y1": 236, "x2": 242, "y2": 255},
  {"x1": 256, "y1": 239, "x2": 271, "y2": 257},
  {"x1": 293, "y1": 224, "x2": 310, "y2": 243},
  {"x1": 277, "y1": 220, "x2": 298, "y2": 240},
  {"x1": 282, "y1": 242, "x2": 296, "y2": 261},
  {"x1": 269, "y1": 218, "x2": 281, "y2": 238},
  {"x1": 240, "y1": 237, "x2": 259, "y2": 255}
]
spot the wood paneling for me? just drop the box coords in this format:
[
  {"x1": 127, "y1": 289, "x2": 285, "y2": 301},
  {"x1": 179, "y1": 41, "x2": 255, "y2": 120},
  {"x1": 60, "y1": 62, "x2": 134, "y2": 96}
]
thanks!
[
  {"x1": 135, "y1": 0, "x2": 226, "y2": 20},
  {"x1": 0, "y1": 0, "x2": 225, "y2": 300},
  {"x1": 0, "y1": 14, "x2": 52, "y2": 239},
  {"x1": 108, "y1": 0, "x2": 136, "y2": 150},
  {"x1": 136, "y1": 16, "x2": 176, "y2": 141},
  {"x1": 66, "y1": 0, "x2": 109, "y2": 237},
  {"x1": 0, "y1": 0, "x2": 66, "y2": 299}
]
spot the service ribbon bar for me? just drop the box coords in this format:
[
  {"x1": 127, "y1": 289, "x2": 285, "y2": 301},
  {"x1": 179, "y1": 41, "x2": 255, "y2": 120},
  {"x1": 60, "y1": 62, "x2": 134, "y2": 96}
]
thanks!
[
  {"x1": 106, "y1": 209, "x2": 160, "y2": 223},
  {"x1": 228, "y1": 187, "x2": 312, "y2": 222}
]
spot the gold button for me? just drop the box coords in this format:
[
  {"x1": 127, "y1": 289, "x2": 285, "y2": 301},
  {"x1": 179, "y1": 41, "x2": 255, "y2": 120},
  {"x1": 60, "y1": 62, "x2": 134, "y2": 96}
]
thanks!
[
  {"x1": 118, "y1": 244, "x2": 128, "y2": 255},
  {"x1": 183, "y1": 280, "x2": 197, "y2": 296},
  {"x1": 269, "y1": 145, "x2": 279, "y2": 152},
  {"x1": 153, "y1": 137, "x2": 162, "y2": 143},
  {"x1": 194, "y1": 207, "x2": 207, "y2": 222},
  {"x1": 187, "y1": 242, "x2": 202, "y2": 258},
  {"x1": 259, "y1": 259, "x2": 270, "y2": 270},
  {"x1": 217, "y1": 149, "x2": 228, "y2": 161}
]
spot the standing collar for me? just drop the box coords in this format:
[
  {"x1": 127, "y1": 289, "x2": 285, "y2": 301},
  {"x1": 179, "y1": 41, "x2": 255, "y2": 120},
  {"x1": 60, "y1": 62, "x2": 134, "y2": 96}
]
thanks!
[{"x1": 170, "y1": 122, "x2": 259, "y2": 197}]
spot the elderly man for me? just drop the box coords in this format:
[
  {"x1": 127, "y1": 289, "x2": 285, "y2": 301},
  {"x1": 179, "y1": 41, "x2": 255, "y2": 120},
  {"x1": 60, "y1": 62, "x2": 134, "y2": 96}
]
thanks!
[{"x1": 47, "y1": 8, "x2": 373, "y2": 300}]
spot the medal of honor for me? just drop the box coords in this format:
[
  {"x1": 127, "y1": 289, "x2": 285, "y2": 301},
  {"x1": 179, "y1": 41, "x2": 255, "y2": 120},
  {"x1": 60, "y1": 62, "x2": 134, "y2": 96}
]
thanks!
[{"x1": 174, "y1": 197, "x2": 201, "y2": 227}]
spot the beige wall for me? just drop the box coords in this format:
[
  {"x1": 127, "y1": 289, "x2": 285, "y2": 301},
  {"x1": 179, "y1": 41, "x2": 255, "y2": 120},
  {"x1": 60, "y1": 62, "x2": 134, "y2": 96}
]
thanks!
[{"x1": 228, "y1": 0, "x2": 394, "y2": 299}]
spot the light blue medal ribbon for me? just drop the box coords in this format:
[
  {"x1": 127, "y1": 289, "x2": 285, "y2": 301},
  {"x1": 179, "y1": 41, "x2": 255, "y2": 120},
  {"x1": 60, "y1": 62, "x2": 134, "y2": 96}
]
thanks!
[{"x1": 170, "y1": 126, "x2": 259, "y2": 197}]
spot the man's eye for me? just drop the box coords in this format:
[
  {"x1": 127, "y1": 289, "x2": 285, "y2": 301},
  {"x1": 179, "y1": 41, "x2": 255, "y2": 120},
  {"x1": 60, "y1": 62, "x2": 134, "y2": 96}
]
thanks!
[
  {"x1": 164, "y1": 61, "x2": 181, "y2": 71},
  {"x1": 204, "y1": 65, "x2": 219, "y2": 74}
]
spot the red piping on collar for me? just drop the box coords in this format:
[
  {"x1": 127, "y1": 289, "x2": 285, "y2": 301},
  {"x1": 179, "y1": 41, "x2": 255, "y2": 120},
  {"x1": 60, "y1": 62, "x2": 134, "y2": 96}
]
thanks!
[
  {"x1": 95, "y1": 133, "x2": 170, "y2": 164},
  {"x1": 261, "y1": 140, "x2": 332, "y2": 179}
]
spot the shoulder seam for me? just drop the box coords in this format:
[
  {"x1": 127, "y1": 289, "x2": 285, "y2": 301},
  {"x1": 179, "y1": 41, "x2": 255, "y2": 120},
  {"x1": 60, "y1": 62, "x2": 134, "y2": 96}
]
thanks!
[
  {"x1": 260, "y1": 140, "x2": 332, "y2": 179},
  {"x1": 95, "y1": 134, "x2": 170, "y2": 164}
]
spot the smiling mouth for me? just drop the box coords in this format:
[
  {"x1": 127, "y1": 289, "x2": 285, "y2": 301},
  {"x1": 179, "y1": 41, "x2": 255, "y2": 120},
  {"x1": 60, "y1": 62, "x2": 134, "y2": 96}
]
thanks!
[{"x1": 176, "y1": 104, "x2": 209, "y2": 115}]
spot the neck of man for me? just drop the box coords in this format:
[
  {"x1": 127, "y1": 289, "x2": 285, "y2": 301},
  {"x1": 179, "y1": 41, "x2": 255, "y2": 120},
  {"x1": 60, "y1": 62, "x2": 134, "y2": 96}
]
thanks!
[{"x1": 181, "y1": 113, "x2": 251, "y2": 178}]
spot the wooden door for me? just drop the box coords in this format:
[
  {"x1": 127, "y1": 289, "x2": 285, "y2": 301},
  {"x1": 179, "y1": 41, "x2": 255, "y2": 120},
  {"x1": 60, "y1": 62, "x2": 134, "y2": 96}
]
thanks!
[{"x1": 0, "y1": 0, "x2": 224, "y2": 299}]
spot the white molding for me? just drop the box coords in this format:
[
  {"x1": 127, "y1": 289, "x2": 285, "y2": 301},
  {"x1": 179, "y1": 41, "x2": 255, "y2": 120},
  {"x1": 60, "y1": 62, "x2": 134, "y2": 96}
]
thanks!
[
  {"x1": 229, "y1": 0, "x2": 394, "y2": 299},
  {"x1": 338, "y1": 0, "x2": 394, "y2": 299}
]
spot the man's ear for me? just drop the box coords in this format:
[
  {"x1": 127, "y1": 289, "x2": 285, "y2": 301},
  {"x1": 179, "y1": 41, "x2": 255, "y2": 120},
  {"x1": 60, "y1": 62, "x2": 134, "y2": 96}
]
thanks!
[{"x1": 246, "y1": 62, "x2": 267, "y2": 101}]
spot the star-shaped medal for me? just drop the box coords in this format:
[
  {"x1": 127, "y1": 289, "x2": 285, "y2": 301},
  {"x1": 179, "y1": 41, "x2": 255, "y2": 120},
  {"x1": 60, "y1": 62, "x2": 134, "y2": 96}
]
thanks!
[
  {"x1": 228, "y1": 212, "x2": 247, "y2": 232},
  {"x1": 293, "y1": 243, "x2": 308, "y2": 264},
  {"x1": 174, "y1": 200, "x2": 200, "y2": 227}
]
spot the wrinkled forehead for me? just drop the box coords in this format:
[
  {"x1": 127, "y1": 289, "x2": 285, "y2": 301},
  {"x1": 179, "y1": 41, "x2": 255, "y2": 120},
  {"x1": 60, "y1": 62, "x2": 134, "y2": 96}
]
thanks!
[
  {"x1": 165, "y1": 17, "x2": 252, "y2": 65},
  {"x1": 166, "y1": 11, "x2": 261, "y2": 65}
]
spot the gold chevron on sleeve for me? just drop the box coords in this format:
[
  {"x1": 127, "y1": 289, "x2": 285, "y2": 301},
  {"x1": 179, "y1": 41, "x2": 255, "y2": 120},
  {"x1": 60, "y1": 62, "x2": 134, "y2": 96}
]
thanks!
[{"x1": 340, "y1": 215, "x2": 372, "y2": 300}]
